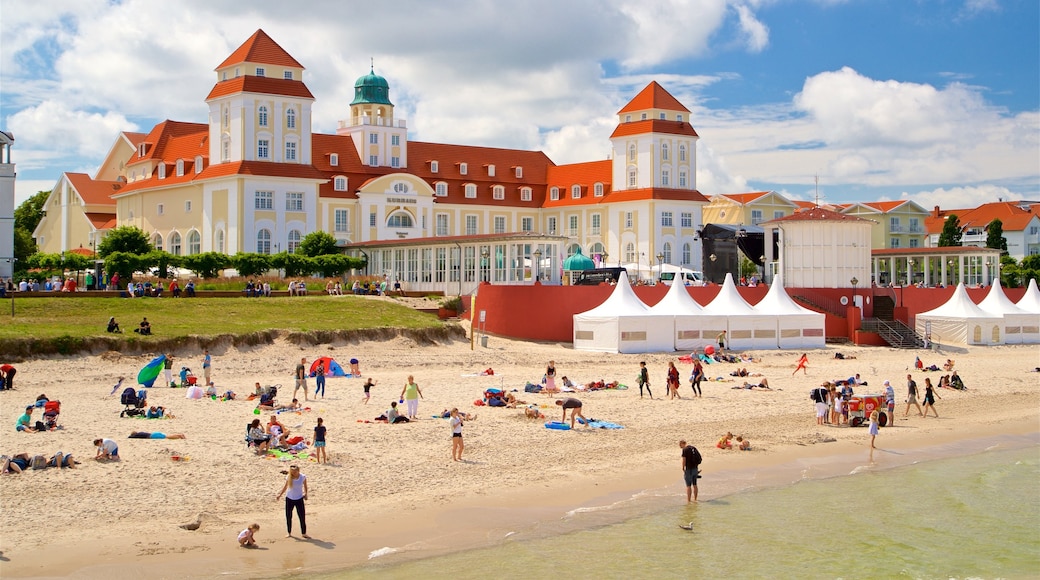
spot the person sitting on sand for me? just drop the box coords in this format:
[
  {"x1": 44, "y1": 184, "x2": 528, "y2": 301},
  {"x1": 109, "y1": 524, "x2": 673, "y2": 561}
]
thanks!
[
  {"x1": 561, "y1": 376, "x2": 575, "y2": 389},
  {"x1": 717, "y1": 432, "x2": 734, "y2": 449},
  {"x1": 248, "y1": 419, "x2": 271, "y2": 454},
  {"x1": 943, "y1": 359, "x2": 955, "y2": 372},
  {"x1": 128, "y1": 431, "x2": 186, "y2": 439},
  {"x1": 93, "y1": 438, "x2": 120, "y2": 460},
  {"x1": 267, "y1": 416, "x2": 289, "y2": 445},
  {"x1": 950, "y1": 371, "x2": 966, "y2": 390},
  {"x1": 524, "y1": 405, "x2": 545, "y2": 419},
  {"x1": 1, "y1": 453, "x2": 32, "y2": 473},
  {"x1": 386, "y1": 401, "x2": 409, "y2": 424},
  {"x1": 145, "y1": 406, "x2": 170, "y2": 419},
  {"x1": 736, "y1": 435, "x2": 751, "y2": 451},
  {"x1": 503, "y1": 392, "x2": 522, "y2": 408},
  {"x1": 107, "y1": 317, "x2": 122, "y2": 333}
]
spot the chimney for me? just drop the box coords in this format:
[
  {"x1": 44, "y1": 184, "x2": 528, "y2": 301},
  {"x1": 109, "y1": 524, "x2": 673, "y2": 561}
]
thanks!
[{"x1": 933, "y1": 205, "x2": 940, "y2": 218}]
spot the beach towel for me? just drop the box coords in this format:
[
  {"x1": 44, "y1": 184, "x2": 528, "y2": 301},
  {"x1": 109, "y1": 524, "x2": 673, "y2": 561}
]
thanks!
[{"x1": 578, "y1": 417, "x2": 624, "y2": 429}]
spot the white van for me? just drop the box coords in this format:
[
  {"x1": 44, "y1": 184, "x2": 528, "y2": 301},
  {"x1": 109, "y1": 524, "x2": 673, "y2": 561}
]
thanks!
[{"x1": 659, "y1": 271, "x2": 706, "y2": 286}]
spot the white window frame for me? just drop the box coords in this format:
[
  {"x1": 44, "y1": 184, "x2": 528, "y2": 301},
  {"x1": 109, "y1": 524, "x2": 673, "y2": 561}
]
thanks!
[
  {"x1": 188, "y1": 230, "x2": 201, "y2": 255},
  {"x1": 258, "y1": 106, "x2": 268, "y2": 127},
  {"x1": 591, "y1": 214, "x2": 601, "y2": 235},
  {"x1": 176, "y1": 160, "x2": 184, "y2": 176},
  {"x1": 662, "y1": 143, "x2": 669, "y2": 160},
  {"x1": 283, "y1": 70, "x2": 293, "y2": 80},
  {"x1": 625, "y1": 212, "x2": 633, "y2": 228},
  {"x1": 369, "y1": 133, "x2": 379, "y2": 144},
  {"x1": 256, "y1": 229, "x2": 271, "y2": 254},
  {"x1": 661, "y1": 170, "x2": 669, "y2": 187},
  {"x1": 391, "y1": 134, "x2": 400, "y2": 146},
  {"x1": 391, "y1": 156, "x2": 400, "y2": 168},
  {"x1": 594, "y1": 183, "x2": 603, "y2": 197},
  {"x1": 334, "y1": 209, "x2": 350, "y2": 232},
  {"x1": 465, "y1": 215, "x2": 478, "y2": 235},
  {"x1": 681, "y1": 212, "x2": 692, "y2": 228},
  {"x1": 568, "y1": 215, "x2": 579, "y2": 237},
  {"x1": 258, "y1": 139, "x2": 270, "y2": 159},
  {"x1": 487, "y1": 164, "x2": 495, "y2": 177},
  {"x1": 436, "y1": 213, "x2": 449, "y2": 236},
  {"x1": 571, "y1": 185, "x2": 581, "y2": 199},
  {"x1": 520, "y1": 187, "x2": 532, "y2": 202},
  {"x1": 286, "y1": 192, "x2": 304, "y2": 212},
  {"x1": 548, "y1": 217, "x2": 557, "y2": 235},
  {"x1": 185, "y1": 201, "x2": 192, "y2": 213},
  {"x1": 493, "y1": 185, "x2": 505, "y2": 200},
  {"x1": 550, "y1": 187, "x2": 560, "y2": 201},
  {"x1": 256, "y1": 67, "x2": 265, "y2": 77},
  {"x1": 661, "y1": 211, "x2": 673, "y2": 227},
  {"x1": 158, "y1": 164, "x2": 166, "y2": 179},
  {"x1": 459, "y1": 162, "x2": 468, "y2": 175},
  {"x1": 157, "y1": 203, "x2": 165, "y2": 216},
  {"x1": 435, "y1": 182, "x2": 448, "y2": 197},
  {"x1": 493, "y1": 216, "x2": 506, "y2": 233},
  {"x1": 194, "y1": 155, "x2": 203, "y2": 174},
  {"x1": 285, "y1": 141, "x2": 297, "y2": 161},
  {"x1": 369, "y1": 155, "x2": 378, "y2": 165},
  {"x1": 751, "y1": 210, "x2": 763, "y2": 225},
  {"x1": 334, "y1": 176, "x2": 347, "y2": 191},
  {"x1": 465, "y1": 184, "x2": 477, "y2": 199},
  {"x1": 330, "y1": 153, "x2": 338, "y2": 166},
  {"x1": 255, "y1": 191, "x2": 273, "y2": 210},
  {"x1": 431, "y1": 160, "x2": 439, "y2": 173},
  {"x1": 515, "y1": 166, "x2": 523, "y2": 178},
  {"x1": 521, "y1": 217, "x2": 533, "y2": 232},
  {"x1": 286, "y1": 108, "x2": 296, "y2": 129}
]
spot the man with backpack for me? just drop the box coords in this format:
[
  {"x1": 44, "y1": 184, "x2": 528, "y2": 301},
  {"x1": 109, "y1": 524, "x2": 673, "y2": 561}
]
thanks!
[
  {"x1": 679, "y1": 440, "x2": 702, "y2": 503},
  {"x1": 811, "y1": 385, "x2": 830, "y2": 425}
]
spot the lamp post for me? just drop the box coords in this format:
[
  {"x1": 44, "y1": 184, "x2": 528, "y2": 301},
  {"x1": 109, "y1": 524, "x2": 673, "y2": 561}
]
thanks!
[
  {"x1": 656, "y1": 252, "x2": 664, "y2": 284},
  {"x1": 8, "y1": 258, "x2": 15, "y2": 317},
  {"x1": 907, "y1": 258, "x2": 915, "y2": 287},
  {"x1": 533, "y1": 248, "x2": 542, "y2": 283},
  {"x1": 850, "y1": 276, "x2": 859, "y2": 307},
  {"x1": 709, "y1": 253, "x2": 717, "y2": 284},
  {"x1": 759, "y1": 255, "x2": 766, "y2": 284},
  {"x1": 947, "y1": 259, "x2": 955, "y2": 286},
  {"x1": 480, "y1": 248, "x2": 490, "y2": 282}
]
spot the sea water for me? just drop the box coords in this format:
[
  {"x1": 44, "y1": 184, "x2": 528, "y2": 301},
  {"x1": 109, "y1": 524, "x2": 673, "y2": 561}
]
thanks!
[{"x1": 306, "y1": 443, "x2": 1040, "y2": 580}]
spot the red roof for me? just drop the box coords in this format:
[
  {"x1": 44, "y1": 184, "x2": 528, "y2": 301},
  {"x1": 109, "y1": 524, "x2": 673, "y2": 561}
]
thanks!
[
  {"x1": 617, "y1": 81, "x2": 690, "y2": 114},
  {"x1": 68, "y1": 247, "x2": 94, "y2": 257},
  {"x1": 206, "y1": 76, "x2": 314, "y2": 101},
  {"x1": 609, "y1": 119, "x2": 698, "y2": 139},
  {"x1": 65, "y1": 173, "x2": 122, "y2": 205},
  {"x1": 196, "y1": 161, "x2": 328, "y2": 181},
  {"x1": 924, "y1": 202, "x2": 1040, "y2": 234},
  {"x1": 84, "y1": 212, "x2": 116, "y2": 229},
  {"x1": 718, "y1": 191, "x2": 770, "y2": 205},
  {"x1": 131, "y1": 121, "x2": 208, "y2": 163},
  {"x1": 853, "y1": 200, "x2": 910, "y2": 213},
  {"x1": 216, "y1": 29, "x2": 304, "y2": 70},
  {"x1": 765, "y1": 206, "x2": 870, "y2": 223},
  {"x1": 871, "y1": 246, "x2": 1002, "y2": 256}
]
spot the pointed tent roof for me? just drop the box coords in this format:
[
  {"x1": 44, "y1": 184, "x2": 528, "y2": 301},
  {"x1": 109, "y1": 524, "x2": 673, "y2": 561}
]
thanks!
[
  {"x1": 978, "y1": 280, "x2": 1030, "y2": 315},
  {"x1": 618, "y1": 81, "x2": 690, "y2": 114},
  {"x1": 649, "y1": 274, "x2": 705, "y2": 315},
  {"x1": 702, "y1": 273, "x2": 756, "y2": 315},
  {"x1": 918, "y1": 283, "x2": 996, "y2": 319},
  {"x1": 216, "y1": 29, "x2": 304, "y2": 70},
  {"x1": 575, "y1": 271, "x2": 651, "y2": 317},
  {"x1": 754, "y1": 276, "x2": 819, "y2": 314},
  {"x1": 1016, "y1": 278, "x2": 1040, "y2": 313}
]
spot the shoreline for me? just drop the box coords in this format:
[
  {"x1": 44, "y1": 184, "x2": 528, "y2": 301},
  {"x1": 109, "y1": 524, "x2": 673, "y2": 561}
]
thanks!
[{"x1": 1, "y1": 339, "x2": 1037, "y2": 579}]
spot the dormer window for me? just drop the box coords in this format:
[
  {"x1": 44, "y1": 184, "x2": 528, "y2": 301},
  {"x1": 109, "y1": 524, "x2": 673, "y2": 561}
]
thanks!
[
  {"x1": 464, "y1": 184, "x2": 476, "y2": 198},
  {"x1": 487, "y1": 164, "x2": 495, "y2": 177},
  {"x1": 284, "y1": 70, "x2": 293, "y2": 80},
  {"x1": 256, "y1": 67, "x2": 265, "y2": 77},
  {"x1": 330, "y1": 153, "x2": 339, "y2": 166},
  {"x1": 176, "y1": 160, "x2": 184, "y2": 177},
  {"x1": 520, "y1": 187, "x2": 532, "y2": 201},
  {"x1": 138, "y1": 144, "x2": 147, "y2": 157},
  {"x1": 430, "y1": 160, "x2": 439, "y2": 173},
  {"x1": 334, "y1": 176, "x2": 347, "y2": 191},
  {"x1": 435, "y1": 182, "x2": 447, "y2": 196},
  {"x1": 641, "y1": 113, "x2": 647, "y2": 120},
  {"x1": 493, "y1": 185, "x2": 505, "y2": 200},
  {"x1": 195, "y1": 156, "x2": 203, "y2": 174},
  {"x1": 222, "y1": 71, "x2": 228, "y2": 81},
  {"x1": 158, "y1": 164, "x2": 166, "y2": 179},
  {"x1": 514, "y1": 166, "x2": 522, "y2": 178},
  {"x1": 571, "y1": 185, "x2": 581, "y2": 199},
  {"x1": 625, "y1": 115, "x2": 632, "y2": 122},
  {"x1": 235, "y1": 67, "x2": 240, "y2": 78},
  {"x1": 677, "y1": 114, "x2": 683, "y2": 122},
  {"x1": 550, "y1": 187, "x2": 560, "y2": 201},
  {"x1": 459, "y1": 163, "x2": 468, "y2": 175},
  {"x1": 660, "y1": 113, "x2": 666, "y2": 119},
  {"x1": 594, "y1": 183, "x2": 604, "y2": 197}
]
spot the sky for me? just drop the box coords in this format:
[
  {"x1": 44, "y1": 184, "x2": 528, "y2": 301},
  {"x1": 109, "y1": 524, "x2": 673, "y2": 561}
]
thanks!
[{"x1": 2, "y1": 0, "x2": 1038, "y2": 211}]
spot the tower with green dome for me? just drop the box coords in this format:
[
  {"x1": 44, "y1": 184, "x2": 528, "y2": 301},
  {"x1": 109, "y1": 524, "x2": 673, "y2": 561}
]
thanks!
[{"x1": 338, "y1": 64, "x2": 408, "y2": 168}]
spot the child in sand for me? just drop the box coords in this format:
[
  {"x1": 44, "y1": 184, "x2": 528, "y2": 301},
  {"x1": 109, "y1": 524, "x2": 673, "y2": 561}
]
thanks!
[
  {"x1": 361, "y1": 377, "x2": 376, "y2": 404},
  {"x1": 238, "y1": 523, "x2": 260, "y2": 547},
  {"x1": 717, "y1": 432, "x2": 734, "y2": 449},
  {"x1": 736, "y1": 435, "x2": 751, "y2": 450},
  {"x1": 312, "y1": 418, "x2": 327, "y2": 464}
]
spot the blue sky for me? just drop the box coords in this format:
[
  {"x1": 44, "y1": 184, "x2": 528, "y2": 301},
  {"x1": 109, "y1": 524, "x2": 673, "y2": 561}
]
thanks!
[{"x1": 2, "y1": 0, "x2": 1037, "y2": 210}]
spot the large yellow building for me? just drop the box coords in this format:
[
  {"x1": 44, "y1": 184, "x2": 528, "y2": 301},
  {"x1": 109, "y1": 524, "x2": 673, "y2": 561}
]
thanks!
[{"x1": 33, "y1": 29, "x2": 710, "y2": 293}]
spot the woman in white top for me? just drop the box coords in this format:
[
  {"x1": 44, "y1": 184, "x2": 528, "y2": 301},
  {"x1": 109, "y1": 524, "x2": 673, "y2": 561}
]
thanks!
[
  {"x1": 275, "y1": 465, "x2": 309, "y2": 538},
  {"x1": 450, "y1": 408, "x2": 464, "y2": 461}
]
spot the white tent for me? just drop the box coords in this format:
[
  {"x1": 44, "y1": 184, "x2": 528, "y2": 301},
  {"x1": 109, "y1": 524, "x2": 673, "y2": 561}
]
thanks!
[
  {"x1": 753, "y1": 276, "x2": 827, "y2": 349},
  {"x1": 648, "y1": 274, "x2": 727, "y2": 351},
  {"x1": 914, "y1": 283, "x2": 1003, "y2": 346},
  {"x1": 573, "y1": 271, "x2": 675, "y2": 353},
  {"x1": 621, "y1": 262, "x2": 654, "y2": 283},
  {"x1": 701, "y1": 273, "x2": 779, "y2": 350},
  {"x1": 1016, "y1": 278, "x2": 1040, "y2": 313},
  {"x1": 978, "y1": 280, "x2": 1039, "y2": 344}
]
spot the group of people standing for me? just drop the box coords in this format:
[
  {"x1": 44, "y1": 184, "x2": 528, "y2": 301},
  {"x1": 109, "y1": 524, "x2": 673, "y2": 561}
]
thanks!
[{"x1": 636, "y1": 360, "x2": 705, "y2": 400}]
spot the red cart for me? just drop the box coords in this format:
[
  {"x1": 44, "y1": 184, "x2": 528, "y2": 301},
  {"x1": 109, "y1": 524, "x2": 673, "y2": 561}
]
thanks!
[{"x1": 847, "y1": 394, "x2": 888, "y2": 427}]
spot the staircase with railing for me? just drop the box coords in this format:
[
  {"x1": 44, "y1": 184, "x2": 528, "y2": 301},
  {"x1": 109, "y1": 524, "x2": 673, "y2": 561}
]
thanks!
[
  {"x1": 791, "y1": 291, "x2": 846, "y2": 318},
  {"x1": 861, "y1": 318, "x2": 925, "y2": 349}
]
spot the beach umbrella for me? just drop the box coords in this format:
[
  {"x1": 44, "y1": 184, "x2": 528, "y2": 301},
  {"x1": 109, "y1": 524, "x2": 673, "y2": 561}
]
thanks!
[{"x1": 137, "y1": 354, "x2": 167, "y2": 387}]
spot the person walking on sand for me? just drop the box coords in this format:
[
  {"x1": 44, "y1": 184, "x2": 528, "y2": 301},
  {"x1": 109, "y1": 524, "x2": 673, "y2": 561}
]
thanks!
[
  {"x1": 163, "y1": 355, "x2": 174, "y2": 388},
  {"x1": 921, "y1": 377, "x2": 941, "y2": 418},
  {"x1": 400, "y1": 375, "x2": 423, "y2": 419},
  {"x1": 556, "y1": 397, "x2": 589, "y2": 428},
  {"x1": 545, "y1": 360, "x2": 557, "y2": 394},
  {"x1": 716, "y1": 331, "x2": 727, "y2": 352},
  {"x1": 793, "y1": 353, "x2": 809, "y2": 376},
  {"x1": 312, "y1": 418, "x2": 327, "y2": 464},
  {"x1": 667, "y1": 361, "x2": 682, "y2": 399},
  {"x1": 904, "y1": 373, "x2": 923, "y2": 417},
  {"x1": 637, "y1": 361, "x2": 653, "y2": 399},
  {"x1": 679, "y1": 439, "x2": 701, "y2": 503},
  {"x1": 275, "y1": 465, "x2": 309, "y2": 539},
  {"x1": 313, "y1": 362, "x2": 326, "y2": 399},
  {"x1": 450, "y1": 408, "x2": 465, "y2": 461},
  {"x1": 202, "y1": 349, "x2": 212, "y2": 385},
  {"x1": 293, "y1": 358, "x2": 310, "y2": 402},
  {"x1": 361, "y1": 377, "x2": 376, "y2": 404},
  {"x1": 690, "y1": 359, "x2": 704, "y2": 398},
  {"x1": 868, "y1": 410, "x2": 880, "y2": 448}
]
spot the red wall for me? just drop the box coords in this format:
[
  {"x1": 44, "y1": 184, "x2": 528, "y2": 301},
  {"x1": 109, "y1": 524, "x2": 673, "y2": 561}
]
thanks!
[{"x1": 470, "y1": 283, "x2": 1028, "y2": 344}]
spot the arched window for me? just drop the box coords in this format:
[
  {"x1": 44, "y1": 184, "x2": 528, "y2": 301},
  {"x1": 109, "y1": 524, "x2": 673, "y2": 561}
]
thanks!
[
  {"x1": 682, "y1": 243, "x2": 691, "y2": 265},
  {"x1": 287, "y1": 229, "x2": 302, "y2": 253},
  {"x1": 258, "y1": 106, "x2": 268, "y2": 127},
  {"x1": 188, "y1": 231, "x2": 201, "y2": 255},
  {"x1": 194, "y1": 156, "x2": 203, "y2": 174},
  {"x1": 216, "y1": 229, "x2": 225, "y2": 254},
  {"x1": 286, "y1": 108, "x2": 296, "y2": 129},
  {"x1": 176, "y1": 160, "x2": 184, "y2": 176},
  {"x1": 624, "y1": 242, "x2": 636, "y2": 263},
  {"x1": 589, "y1": 242, "x2": 604, "y2": 256},
  {"x1": 594, "y1": 183, "x2": 604, "y2": 197},
  {"x1": 435, "y1": 182, "x2": 448, "y2": 197},
  {"x1": 492, "y1": 185, "x2": 505, "y2": 200},
  {"x1": 567, "y1": 243, "x2": 580, "y2": 256},
  {"x1": 169, "y1": 232, "x2": 182, "y2": 256},
  {"x1": 571, "y1": 185, "x2": 581, "y2": 199},
  {"x1": 387, "y1": 212, "x2": 414, "y2": 228},
  {"x1": 679, "y1": 144, "x2": 687, "y2": 162},
  {"x1": 256, "y1": 229, "x2": 272, "y2": 254},
  {"x1": 153, "y1": 233, "x2": 163, "y2": 251},
  {"x1": 662, "y1": 242, "x2": 672, "y2": 264},
  {"x1": 628, "y1": 144, "x2": 636, "y2": 161},
  {"x1": 550, "y1": 187, "x2": 560, "y2": 201},
  {"x1": 520, "y1": 187, "x2": 532, "y2": 201},
  {"x1": 662, "y1": 143, "x2": 669, "y2": 161},
  {"x1": 464, "y1": 184, "x2": 476, "y2": 198}
]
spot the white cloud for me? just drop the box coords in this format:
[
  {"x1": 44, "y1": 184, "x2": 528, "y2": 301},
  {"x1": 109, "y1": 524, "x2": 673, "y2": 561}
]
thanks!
[
  {"x1": 899, "y1": 185, "x2": 1022, "y2": 212},
  {"x1": 7, "y1": 101, "x2": 137, "y2": 158},
  {"x1": 734, "y1": 4, "x2": 770, "y2": 52}
]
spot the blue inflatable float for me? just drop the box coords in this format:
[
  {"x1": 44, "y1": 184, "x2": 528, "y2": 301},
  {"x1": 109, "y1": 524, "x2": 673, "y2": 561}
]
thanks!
[{"x1": 544, "y1": 421, "x2": 571, "y2": 430}]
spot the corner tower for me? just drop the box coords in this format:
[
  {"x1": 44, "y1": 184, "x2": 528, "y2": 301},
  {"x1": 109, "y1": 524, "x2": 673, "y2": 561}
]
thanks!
[
  {"x1": 0, "y1": 131, "x2": 14, "y2": 280},
  {"x1": 609, "y1": 82, "x2": 699, "y2": 192},
  {"x1": 337, "y1": 66, "x2": 408, "y2": 168},
  {"x1": 205, "y1": 30, "x2": 315, "y2": 166}
]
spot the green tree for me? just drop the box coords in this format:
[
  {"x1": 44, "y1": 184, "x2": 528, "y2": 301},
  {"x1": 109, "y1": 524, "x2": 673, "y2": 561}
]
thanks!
[
  {"x1": 1021, "y1": 254, "x2": 1040, "y2": 271},
  {"x1": 97, "y1": 226, "x2": 151, "y2": 257},
  {"x1": 937, "y1": 215, "x2": 962, "y2": 247},
  {"x1": 232, "y1": 253, "x2": 272, "y2": 278},
  {"x1": 182, "y1": 252, "x2": 231, "y2": 279},
  {"x1": 143, "y1": 250, "x2": 182, "y2": 278},
  {"x1": 297, "y1": 231, "x2": 340, "y2": 257},
  {"x1": 95, "y1": 251, "x2": 146, "y2": 287},
  {"x1": 271, "y1": 251, "x2": 316, "y2": 277},
  {"x1": 313, "y1": 254, "x2": 356, "y2": 277},
  {"x1": 985, "y1": 219, "x2": 1008, "y2": 253},
  {"x1": 13, "y1": 228, "x2": 36, "y2": 263},
  {"x1": 13, "y1": 190, "x2": 48, "y2": 233}
]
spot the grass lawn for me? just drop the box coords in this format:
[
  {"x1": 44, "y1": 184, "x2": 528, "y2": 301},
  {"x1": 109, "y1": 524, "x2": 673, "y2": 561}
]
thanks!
[{"x1": 0, "y1": 295, "x2": 443, "y2": 340}]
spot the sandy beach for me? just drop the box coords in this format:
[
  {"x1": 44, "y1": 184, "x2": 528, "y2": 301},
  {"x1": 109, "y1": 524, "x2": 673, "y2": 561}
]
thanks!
[{"x1": 1, "y1": 327, "x2": 1038, "y2": 579}]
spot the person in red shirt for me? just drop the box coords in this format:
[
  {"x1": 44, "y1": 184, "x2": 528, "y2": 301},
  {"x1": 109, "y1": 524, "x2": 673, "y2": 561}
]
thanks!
[{"x1": 0, "y1": 364, "x2": 16, "y2": 390}]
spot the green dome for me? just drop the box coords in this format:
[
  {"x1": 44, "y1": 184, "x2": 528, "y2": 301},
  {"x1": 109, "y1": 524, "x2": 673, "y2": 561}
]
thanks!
[
  {"x1": 350, "y1": 66, "x2": 393, "y2": 106},
  {"x1": 563, "y1": 247, "x2": 596, "y2": 271}
]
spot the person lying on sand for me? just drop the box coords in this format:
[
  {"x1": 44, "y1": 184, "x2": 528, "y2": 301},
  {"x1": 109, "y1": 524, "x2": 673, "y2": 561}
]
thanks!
[
  {"x1": 524, "y1": 406, "x2": 545, "y2": 419},
  {"x1": 128, "y1": 432, "x2": 186, "y2": 439},
  {"x1": 734, "y1": 378, "x2": 772, "y2": 390}
]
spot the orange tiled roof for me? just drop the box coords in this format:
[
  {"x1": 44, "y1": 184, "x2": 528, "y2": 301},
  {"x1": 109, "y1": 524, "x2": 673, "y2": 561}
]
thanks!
[
  {"x1": 609, "y1": 119, "x2": 698, "y2": 139},
  {"x1": 544, "y1": 160, "x2": 612, "y2": 206},
  {"x1": 84, "y1": 212, "x2": 116, "y2": 229},
  {"x1": 131, "y1": 121, "x2": 208, "y2": 163},
  {"x1": 197, "y1": 161, "x2": 328, "y2": 181},
  {"x1": 68, "y1": 247, "x2": 94, "y2": 257},
  {"x1": 65, "y1": 173, "x2": 122, "y2": 205},
  {"x1": 924, "y1": 201, "x2": 1040, "y2": 234},
  {"x1": 123, "y1": 132, "x2": 148, "y2": 147},
  {"x1": 719, "y1": 191, "x2": 770, "y2": 205},
  {"x1": 206, "y1": 76, "x2": 314, "y2": 101},
  {"x1": 856, "y1": 200, "x2": 909, "y2": 213},
  {"x1": 216, "y1": 29, "x2": 304, "y2": 70},
  {"x1": 617, "y1": 81, "x2": 690, "y2": 114},
  {"x1": 765, "y1": 206, "x2": 870, "y2": 223}
]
